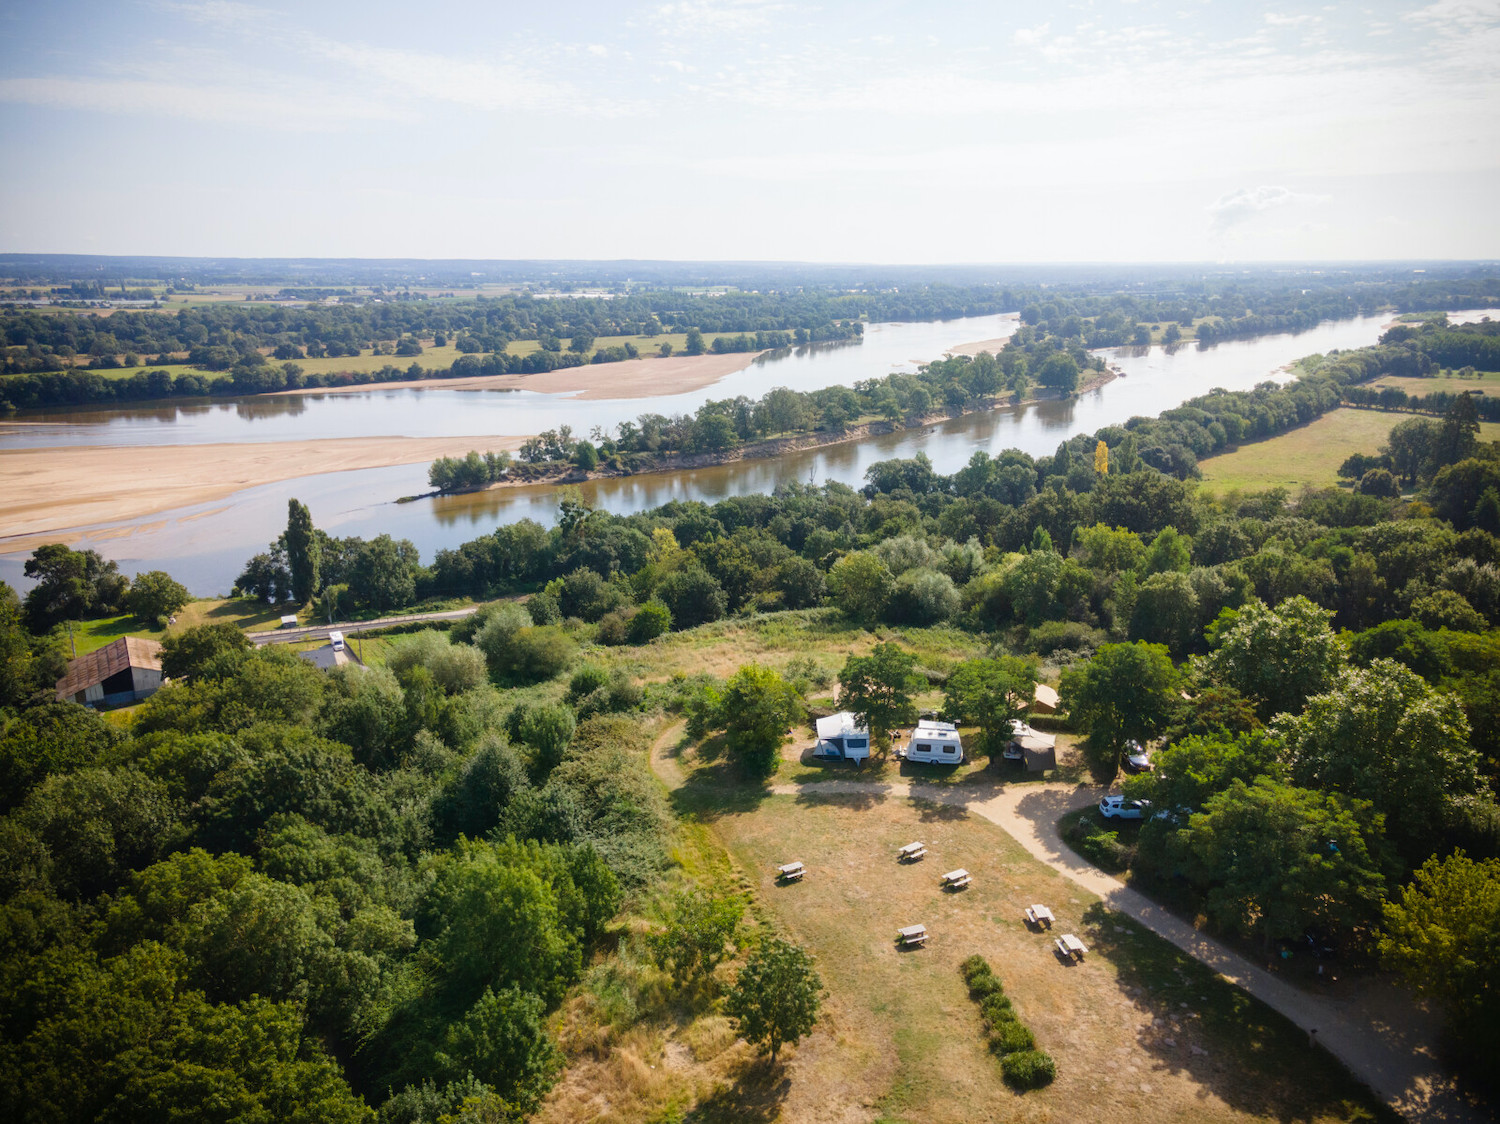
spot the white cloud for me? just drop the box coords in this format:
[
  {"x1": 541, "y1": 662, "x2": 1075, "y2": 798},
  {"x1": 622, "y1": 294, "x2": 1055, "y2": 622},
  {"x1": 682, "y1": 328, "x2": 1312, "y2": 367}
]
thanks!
[
  {"x1": 651, "y1": 0, "x2": 791, "y2": 37},
  {"x1": 1206, "y1": 185, "x2": 1330, "y2": 233},
  {"x1": 1264, "y1": 12, "x2": 1316, "y2": 26},
  {"x1": 1405, "y1": 0, "x2": 1500, "y2": 30},
  {"x1": 1012, "y1": 22, "x2": 1050, "y2": 46}
]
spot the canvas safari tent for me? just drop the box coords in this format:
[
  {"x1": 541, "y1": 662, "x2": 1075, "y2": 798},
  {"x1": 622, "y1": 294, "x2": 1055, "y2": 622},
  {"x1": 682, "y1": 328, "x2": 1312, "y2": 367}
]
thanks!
[
  {"x1": 1005, "y1": 719, "x2": 1058, "y2": 772},
  {"x1": 814, "y1": 711, "x2": 870, "y2": 762}
]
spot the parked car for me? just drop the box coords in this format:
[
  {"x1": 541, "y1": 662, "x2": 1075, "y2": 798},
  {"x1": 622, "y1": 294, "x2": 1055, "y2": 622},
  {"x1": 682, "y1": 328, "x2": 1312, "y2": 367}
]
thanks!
[
  {"x1": 1098, "y1": 795, "x2": 1150, "y2": 820},
  {"x1": 1123, "y1": 741, "x2": 1153, "y2": 773}
]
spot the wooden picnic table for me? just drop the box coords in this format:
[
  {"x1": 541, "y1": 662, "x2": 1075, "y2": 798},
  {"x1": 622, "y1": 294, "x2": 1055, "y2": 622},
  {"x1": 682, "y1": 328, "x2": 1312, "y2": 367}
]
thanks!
[
  {"x1": 777, "y1": 861, "x2": 805, "y2": 881},
  {"x1": 897, "y1": 841, "x2": 927, "y2": 860},
  {"x1": 1027, "y1": 904, "x2": 1055, "y2": 926},
  {"x1": 897, "y1": 924, "x2": 929, "y2": 946},
  {"x1": 1056, "y1": 933, "x2": 1087, "y2": 960},
  {"x1": 942, "y1": 868, "x2": 971, "y2": 888}
]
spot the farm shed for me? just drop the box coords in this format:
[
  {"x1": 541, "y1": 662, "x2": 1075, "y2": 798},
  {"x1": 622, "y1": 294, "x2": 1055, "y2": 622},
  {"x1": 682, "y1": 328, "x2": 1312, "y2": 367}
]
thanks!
[{"x1": 55, "y1": 636, "x2": 164, "y2": 708}]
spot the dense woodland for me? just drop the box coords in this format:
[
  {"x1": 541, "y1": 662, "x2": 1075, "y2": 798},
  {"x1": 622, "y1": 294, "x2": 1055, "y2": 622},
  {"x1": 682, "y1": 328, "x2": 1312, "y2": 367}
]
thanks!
[{"x1": 4, "y1": 318, "x2": 1500, "y2": 1116}]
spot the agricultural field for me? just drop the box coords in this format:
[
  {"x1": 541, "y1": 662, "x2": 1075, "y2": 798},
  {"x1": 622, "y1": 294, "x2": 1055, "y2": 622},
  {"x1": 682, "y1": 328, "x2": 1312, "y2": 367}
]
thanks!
[
  {"x1": 1198, "y1": 408, "x2": 1500, "y2": 493},
  {"x1": 1367, "y1": 371, "x2": 1500, "y2": 395}
]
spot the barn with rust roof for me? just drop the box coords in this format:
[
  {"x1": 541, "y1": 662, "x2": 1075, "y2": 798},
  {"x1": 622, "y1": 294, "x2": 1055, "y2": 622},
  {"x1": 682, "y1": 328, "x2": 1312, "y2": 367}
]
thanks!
[{"x1": 55, "y1": 636, "x2": 164, "y2": 708}]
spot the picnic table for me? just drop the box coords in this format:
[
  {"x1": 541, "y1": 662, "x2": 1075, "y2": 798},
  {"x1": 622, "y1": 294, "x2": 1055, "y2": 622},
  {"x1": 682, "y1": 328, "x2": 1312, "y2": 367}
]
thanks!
[
  {"x1": 1056, "y1": 933, "x2": 1087, "y2": 960},
  {"x1": 942, "y1": 868, "x2": 971, "y2": 889},
  {"x1": 777, "y1": 861, "x2": 805, "y2": 882},
  {"x1": 897, "y1": 924, "x2": 929, "y2": 946},
  {"x1": 1026, "y1": 904, "x2": 1055, "y2": 927},
  {"x1": 897, "y1": 841, "x2": 927, "y2": 861}
]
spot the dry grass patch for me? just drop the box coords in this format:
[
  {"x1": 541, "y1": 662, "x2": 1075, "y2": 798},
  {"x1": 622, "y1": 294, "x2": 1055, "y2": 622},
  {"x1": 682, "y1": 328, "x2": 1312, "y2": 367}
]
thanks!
[{"x1": 692, "y1": 793, "x2": 1389, "y2": 1124}]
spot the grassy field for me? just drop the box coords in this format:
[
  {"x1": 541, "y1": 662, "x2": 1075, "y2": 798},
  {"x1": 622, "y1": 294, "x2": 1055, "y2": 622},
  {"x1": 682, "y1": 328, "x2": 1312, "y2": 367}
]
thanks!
[
  {"x1": 61, "y1": 597, "x2": 288, "y2": 656},
  {"x1": 1198, "y1": 408, "x2": 1500, "y2": 493},
  {"x1": 1368, "y1": 371, "x2": 1500, "y2": 395},
  {"x1": 649, "y1": 772, "x2": 1390, "y2": 1123}
]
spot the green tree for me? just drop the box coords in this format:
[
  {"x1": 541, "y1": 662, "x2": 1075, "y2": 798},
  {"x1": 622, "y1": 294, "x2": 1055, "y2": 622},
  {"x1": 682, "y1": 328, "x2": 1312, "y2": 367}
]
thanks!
[
  {"x1": 627, "y1": 599, "x2": 671, "y2": 642},
  {"x1": 684, "y1": 327, "x2": 706, "y2": 355},
  {"x1": 1380, "y1": 851, "x2": 1500, "y2": 1071},
  {"x1": 648, "y1": 889, "x2": 744, "y2": 994},
  {"x1": 942, "y1": 656, "x2": 1037, "y2": 751},
  {"x1": 1176, "y1": 777, "x2": 1390, "y2": 947},
  {"x1": 654, "y1": 567, "x2": 727, "y2": 629},
  {"x1": 1141, "y1": 527, "x2": 1191, "y2": 574},
  {"x1": 827, "y1": 551, "x2": 894, "y2": 622},
  {"x1": 285, "y1": 499, "x2": 321, "y2": 605},
  {"x1": 1275, "y1": 658, "x2": 1485, "y2": 858},
  {"x1": 158, "y1": 622, "x2": 252, "y2": 681},
  {"x1": 350, "y1": 534, "x2": 417, "y2": 612},
  {"x1": 22, "y1": 543, "x2": 130, "y2": 630},
  {"x1": 838, "y1": 642, "x2": 922, "y2": 749},
  {"x1": 433, "y1": 986, "x2": 562, "y2": 1116},
  {"x1": 724, "y1": 936, "x2": 822, "y2": 1063},
  {"x1": 573, "y1": 440, "x2": 599, "y2": 471},
  {"x1": 1035, "y1": 352, "x2": 1080, "y2": 395},
  {"x1": 1202, "y1": 596, "x2": 1345, "y2": 721},
  {"x1": 720, "y1": 664, "x2": 802, "y2": 779},
  {"x1": 1060, "y1": 641, "x2": 1180, "y2": 781},
  {"x1": 127, "y1": 570, "x2": 191, "y2": 626}
]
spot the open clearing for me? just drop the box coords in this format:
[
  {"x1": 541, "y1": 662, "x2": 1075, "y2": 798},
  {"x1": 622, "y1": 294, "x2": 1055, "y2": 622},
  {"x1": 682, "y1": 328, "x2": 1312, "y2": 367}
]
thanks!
[
  {"x1": 1198, "y1": 408, "x2": 1500, "y2": 493},
  {"x1": 660, "y1": 759, "x2": 1389, "y2": 1124},
  {"x1": 1368, "y1": 372, "x2": 1500, "y2": 395}
]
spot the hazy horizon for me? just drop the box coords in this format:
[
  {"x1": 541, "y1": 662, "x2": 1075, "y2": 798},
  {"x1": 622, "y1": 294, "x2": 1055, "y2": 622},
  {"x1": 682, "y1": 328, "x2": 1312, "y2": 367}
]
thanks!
[{"x1": 3, "y1": 1, "x2": 1499, "y2": 262}]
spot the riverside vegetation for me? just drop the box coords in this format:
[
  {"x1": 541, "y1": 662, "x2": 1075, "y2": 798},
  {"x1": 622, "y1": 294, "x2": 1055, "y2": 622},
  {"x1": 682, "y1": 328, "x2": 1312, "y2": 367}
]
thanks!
[{"x1": 3, "y1": 324, "x2": 1500, "y2": 1117}]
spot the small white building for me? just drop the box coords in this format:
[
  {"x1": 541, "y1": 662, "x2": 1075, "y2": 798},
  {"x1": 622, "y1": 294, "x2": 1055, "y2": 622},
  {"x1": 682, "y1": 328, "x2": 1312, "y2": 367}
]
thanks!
[
  {"x1": 813, "y1": 711, "x2": 870, "y2": 763},
  {"x1": 902, "y1": 719, "x2": 964, "y2": 764}
]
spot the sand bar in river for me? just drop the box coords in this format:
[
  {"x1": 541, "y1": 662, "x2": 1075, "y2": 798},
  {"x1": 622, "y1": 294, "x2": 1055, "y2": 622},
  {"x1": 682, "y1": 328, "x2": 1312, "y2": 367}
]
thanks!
[
  {"x1": 0, "y1": 434, "x2": 524, "y2": 547},
  {"x1": 276, "y1": 350, "x2": 764, "y2": 401}
]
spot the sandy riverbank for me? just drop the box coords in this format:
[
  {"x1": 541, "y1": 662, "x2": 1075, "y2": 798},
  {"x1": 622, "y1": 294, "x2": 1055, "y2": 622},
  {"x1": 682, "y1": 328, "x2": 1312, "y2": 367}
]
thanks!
[
  {"x1": 0, "y1": 434, "x2": 525, "y2": 547},
  {"x1": 276, "y1": 350, "x2": 765, "y2": 401}
]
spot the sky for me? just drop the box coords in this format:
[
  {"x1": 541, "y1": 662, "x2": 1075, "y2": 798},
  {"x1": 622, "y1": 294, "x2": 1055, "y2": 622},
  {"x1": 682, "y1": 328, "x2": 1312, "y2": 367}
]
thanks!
[{"x1": 1, "y1": 0, "x2": 1497, "y2": 263}]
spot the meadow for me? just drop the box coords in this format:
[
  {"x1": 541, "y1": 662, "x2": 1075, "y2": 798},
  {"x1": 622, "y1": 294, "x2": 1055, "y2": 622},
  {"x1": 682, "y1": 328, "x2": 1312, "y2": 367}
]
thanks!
[{"x1": 1198, "y1": 407, "x2": 1500, "y2": 493}]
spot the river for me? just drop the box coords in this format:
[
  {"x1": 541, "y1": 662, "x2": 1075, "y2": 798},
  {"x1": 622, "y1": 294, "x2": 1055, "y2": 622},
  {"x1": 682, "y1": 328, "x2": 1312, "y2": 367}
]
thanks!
[{"x1": 0, "y1": 311, "x2": 1438, "y2": 594}]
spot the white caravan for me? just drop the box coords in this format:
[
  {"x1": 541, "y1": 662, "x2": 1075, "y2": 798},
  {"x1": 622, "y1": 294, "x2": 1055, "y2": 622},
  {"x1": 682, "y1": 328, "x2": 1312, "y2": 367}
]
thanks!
[
  {"x1": 902, "y1": 719, "x2": 964, "y2": 764},
  {"x1": 813, "y1": 711, "x2": 871, "y2": 763}
]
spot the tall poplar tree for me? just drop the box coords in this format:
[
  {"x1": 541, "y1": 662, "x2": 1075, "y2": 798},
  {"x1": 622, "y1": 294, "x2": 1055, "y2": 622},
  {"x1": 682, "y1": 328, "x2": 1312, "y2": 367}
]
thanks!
[{"x1": 285, "y1": 498, "x2": 321, "y2": 605}]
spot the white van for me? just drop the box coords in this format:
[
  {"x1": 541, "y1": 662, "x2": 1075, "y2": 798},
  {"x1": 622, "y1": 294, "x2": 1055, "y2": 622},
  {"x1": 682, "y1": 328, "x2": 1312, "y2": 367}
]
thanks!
[
  {"x1": 901, "y1": 719, "x2": 964, "y2": 764},
  {"x1": 328, "y1": 630, "x2": 346, "y2": 652}
]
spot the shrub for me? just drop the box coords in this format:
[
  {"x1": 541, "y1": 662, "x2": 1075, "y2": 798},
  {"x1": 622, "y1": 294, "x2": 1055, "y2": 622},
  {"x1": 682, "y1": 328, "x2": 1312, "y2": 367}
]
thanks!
[
  {"x1": 959, "y1": 954, "x2": 991, "y2": 985},
  {"x1": 990, "y1": 1020, "x2": 1035, "y2": 1054},
  {"x1": 979, "y1": 994, "x2": 1014, "y2": 1025},
  {"x1": 1001, "y1": 1049, "x2": 1056, "y2": 1089},
  {"x1": 627, "y1": 600, "x2": 672, "y2": 643},
  {"x1": 596, "y1": 608, "x2": 634, "y2": 646}
]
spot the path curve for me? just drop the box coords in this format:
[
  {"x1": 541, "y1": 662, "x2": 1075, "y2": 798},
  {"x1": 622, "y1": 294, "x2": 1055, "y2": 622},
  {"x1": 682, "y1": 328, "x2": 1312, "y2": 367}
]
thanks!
[{"x1": 648, "y1": 730, "x2": 1482, "y2": 1124}]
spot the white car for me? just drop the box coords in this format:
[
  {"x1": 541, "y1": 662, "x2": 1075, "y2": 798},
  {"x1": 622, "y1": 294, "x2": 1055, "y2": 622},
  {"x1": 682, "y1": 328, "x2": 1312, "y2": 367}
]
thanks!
[{"x1": 1098, "y1": 795, "x2": 1150, "y2": 820}]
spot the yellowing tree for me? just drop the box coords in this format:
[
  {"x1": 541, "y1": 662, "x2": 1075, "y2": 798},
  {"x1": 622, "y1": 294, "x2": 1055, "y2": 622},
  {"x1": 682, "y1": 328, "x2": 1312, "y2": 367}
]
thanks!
[{"x1": 1094, "y1": 440, "x2": 1109, "y2": 475}]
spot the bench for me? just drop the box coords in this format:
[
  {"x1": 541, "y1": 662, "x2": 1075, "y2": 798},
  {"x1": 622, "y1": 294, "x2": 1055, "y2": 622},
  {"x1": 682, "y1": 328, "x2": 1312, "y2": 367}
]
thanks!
[
  {"x1": 942, "y1": 868, "x2": 971, "y2": 889},
  {"x1": 897, "y1": 924, "x2": 929, "y2": 946},
  {"x1": 1056, "y1": 933, "x2": 1086, "y2": 960},
  {"x1": 1026, "y1": 904, "x2": 1055, "y2": 927},
  {"x1": 777, "y1": 862, "x2": 805, "y2": 882},
  {"x1": 897, "y1": 841, "x2": 927, "y2": 861}
]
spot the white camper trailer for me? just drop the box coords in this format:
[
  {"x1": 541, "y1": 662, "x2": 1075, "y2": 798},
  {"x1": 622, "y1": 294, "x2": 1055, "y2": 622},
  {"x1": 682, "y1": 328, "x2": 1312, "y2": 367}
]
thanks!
[
  {"x1": 328, "y1": 630, "x2": 346, "y2": 652},
  {"x1": 813, "y1": 711, "x2": 870, "y2": 763},
  {"x1": 901, "y1": 719, "x2": 964, "y2": 764}
]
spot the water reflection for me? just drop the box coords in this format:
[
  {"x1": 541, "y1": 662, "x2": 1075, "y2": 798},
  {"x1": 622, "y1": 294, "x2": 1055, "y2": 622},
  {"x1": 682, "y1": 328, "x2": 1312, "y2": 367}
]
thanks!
[{"x1": 0, "y1": 311, "x2": 1440, "y2": 594}]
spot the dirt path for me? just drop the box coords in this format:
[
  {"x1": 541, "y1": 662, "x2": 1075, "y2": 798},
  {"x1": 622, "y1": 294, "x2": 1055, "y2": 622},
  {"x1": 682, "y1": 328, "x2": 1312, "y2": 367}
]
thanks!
[{"x1": 646, "y1": 732, "x2": 1482, "y2": 1124}]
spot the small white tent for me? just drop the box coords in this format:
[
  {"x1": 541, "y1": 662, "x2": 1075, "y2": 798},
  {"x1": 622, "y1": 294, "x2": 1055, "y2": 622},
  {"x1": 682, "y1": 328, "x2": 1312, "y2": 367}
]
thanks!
[{"x1": 814, "y1": 712, "x2": 870, "y2": 762}]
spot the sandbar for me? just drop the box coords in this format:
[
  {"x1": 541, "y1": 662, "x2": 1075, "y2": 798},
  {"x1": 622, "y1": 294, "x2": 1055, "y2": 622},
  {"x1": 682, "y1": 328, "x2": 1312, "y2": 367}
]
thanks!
[
  {"x1": 276, "y1": 350, "x2": 765, "y2": 401},
  {"x1": 0, "y1": 434, "x2": 524, "y2": 547}
]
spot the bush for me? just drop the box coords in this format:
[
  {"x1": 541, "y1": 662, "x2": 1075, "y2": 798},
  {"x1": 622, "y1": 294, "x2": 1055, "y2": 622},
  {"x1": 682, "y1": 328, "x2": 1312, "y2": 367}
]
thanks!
[
  {"x1": 1025, "y1": 619, "x2": 1106, "y2": 655},
  {"x1": 596, "y1": 608, "x2": 634, "y2": 646},
  {"x1": 1001, "y1": 1049, "x2": 1056, "y2": 1089},
  {"x1": 627, "y1": 600, "x2": 672, "y2": 643},
  {"x1": 990, "y1": 1020, "x2": 1035, "y2": 1054},
  {"x1": 979, "y1": 994, "x2": 1014, "y2": 1025}
]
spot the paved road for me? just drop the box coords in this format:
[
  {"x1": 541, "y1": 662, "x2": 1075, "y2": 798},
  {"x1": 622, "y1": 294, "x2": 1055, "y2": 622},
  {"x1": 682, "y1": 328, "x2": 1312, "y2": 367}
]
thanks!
[
  {"x1": 650, "y1": 729, "x2": 1483, "y2": 1123},
  {"x1": 247, "y1": 606, "x2": 479, "y2": 646}
]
